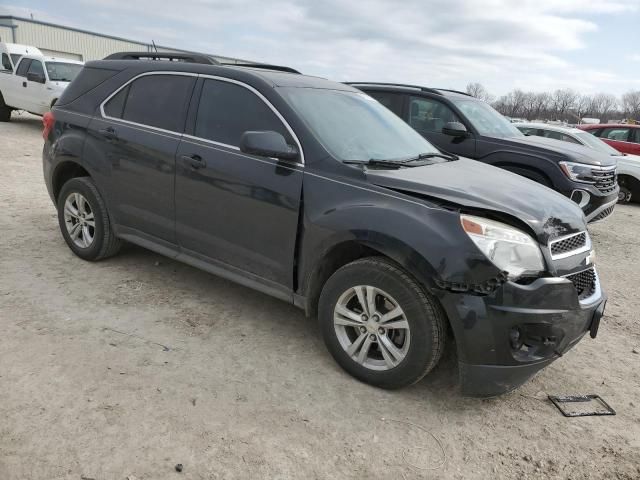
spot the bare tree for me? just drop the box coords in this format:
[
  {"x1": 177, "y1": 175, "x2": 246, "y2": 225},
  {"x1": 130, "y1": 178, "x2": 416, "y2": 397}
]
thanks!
[
  {"x1": 622, "y1": 90, "x2": 640, "y2": 119},
  {"x1": 465, "y1": 82, "x2": 493, "y2": 102},
  {"x1": 551, "y1": 89, "x2": 579, "y2": 120},
  {"x1": 590, "y1": 93, "x2": 618, "y2": 122}
]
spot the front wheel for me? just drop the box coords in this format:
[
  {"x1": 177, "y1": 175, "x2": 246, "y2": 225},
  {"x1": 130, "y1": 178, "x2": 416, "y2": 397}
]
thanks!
[
  {"x1": 318, "y1": 257, "x2": 446, "y2": 389},
  {"x1": 0, "y1": 92, "x2": 11, "y2": 122},
  {"x1": 618, "y1": 186, "x2": 632, "y2": 203},
  {"x1": 57, "y1": 177, "x2": 122, "y2": 261}
]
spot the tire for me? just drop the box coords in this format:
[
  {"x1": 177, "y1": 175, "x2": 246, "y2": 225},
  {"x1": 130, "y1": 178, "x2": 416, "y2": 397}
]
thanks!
[
  {"x1": 618, "y1": 185, "x2": 632, "y2": 203},
  {"x1": 0, "y1": 92, "x2": 11, "y2": 122},
  {"x1": 57, "y1": 177, "x2": 122, "y2": 261},
  {"x1": 318, "y1": 257, "x2": 446, "y2": 389}
]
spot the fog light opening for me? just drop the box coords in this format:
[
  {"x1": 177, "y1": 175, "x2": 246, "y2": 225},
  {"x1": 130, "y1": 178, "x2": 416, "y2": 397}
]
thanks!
[
  {"x1": 570, "y1": 190, "x2": 590, "y2": 208},
  {"x1": 510, "y1": 327, "x2": 524, "y2": 350}
]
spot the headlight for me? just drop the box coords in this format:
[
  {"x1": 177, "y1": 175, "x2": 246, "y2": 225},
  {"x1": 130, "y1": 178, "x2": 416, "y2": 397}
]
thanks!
[
  {"x1": 460, "y1": 215, "x2": 544, "y2": 279},
  {"x1": 559, "y1": 161, "x2": 596, "y2": 183}
]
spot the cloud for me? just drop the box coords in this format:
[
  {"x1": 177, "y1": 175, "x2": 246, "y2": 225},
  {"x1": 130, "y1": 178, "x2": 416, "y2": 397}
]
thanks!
[{"x1": 2, "y1": 0, "x2": 639, "y2": 94}]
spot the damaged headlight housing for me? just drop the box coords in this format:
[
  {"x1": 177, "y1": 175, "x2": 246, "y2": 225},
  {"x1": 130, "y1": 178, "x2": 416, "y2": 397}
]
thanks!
[
  {"x1": 460, "y1": 215, "x2": 544, "y2": 279},
  {"x1": 559, "y1": 161, "x2": 595, "y2": 183}
]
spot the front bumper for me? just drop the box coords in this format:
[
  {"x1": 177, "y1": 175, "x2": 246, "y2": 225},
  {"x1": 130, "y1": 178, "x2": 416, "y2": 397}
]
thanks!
[
  {"x1": 568, "y1": 185, "x2": 618, "y2": 223},
  {"x1": 437, "y1": 275, "x2": 606, "y2": 397}
]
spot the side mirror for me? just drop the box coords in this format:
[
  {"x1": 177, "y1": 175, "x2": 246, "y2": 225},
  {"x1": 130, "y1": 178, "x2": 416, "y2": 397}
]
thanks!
[
  {"x1": 240, "y1": 131, "x2": 298, "y2": 161},
  {"x1": 442, "y1": 121, "x2": 468, "y2": 137},
  {"x1": 27, "y1": 72, "x2": 46, "y2": 84}
]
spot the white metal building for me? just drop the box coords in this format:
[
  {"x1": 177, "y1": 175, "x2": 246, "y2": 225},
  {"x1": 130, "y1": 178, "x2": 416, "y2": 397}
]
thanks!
[{"x1": 0, "y1": 15, "x2": 248, "y2": 64}]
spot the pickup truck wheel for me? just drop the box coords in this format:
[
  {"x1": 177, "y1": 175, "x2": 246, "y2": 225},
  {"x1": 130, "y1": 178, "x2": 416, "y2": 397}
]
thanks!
[
  {"x1": 318, "y1": 257, "x2": 445, "y2": 389},
  {"x1": 0, "y1": 93, "x2": 11, "y2": 122},
  {"x1": 57, "y1": 177, "x2": 122, "y2": 261},
  {"x1": 618, "y1": 186, "x2": 632, "y2": 203}
]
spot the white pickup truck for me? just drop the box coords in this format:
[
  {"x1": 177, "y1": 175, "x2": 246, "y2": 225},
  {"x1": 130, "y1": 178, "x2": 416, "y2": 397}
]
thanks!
[{"x1": 0, "y1": 42, "x2": 83, "y2": 121}]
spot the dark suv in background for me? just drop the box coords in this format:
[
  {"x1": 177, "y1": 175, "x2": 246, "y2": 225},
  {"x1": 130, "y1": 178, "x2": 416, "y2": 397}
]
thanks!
[
  {"x1": 350, "y1": 83, "x2": 619, "y2": 223},
  {"x1": 43, "y1": 53, "x2": 606, "y2": 396}
]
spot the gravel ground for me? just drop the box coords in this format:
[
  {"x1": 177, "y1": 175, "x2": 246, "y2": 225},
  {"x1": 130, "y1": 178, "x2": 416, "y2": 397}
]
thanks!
[{"x1": 1, "y1": 113, "x2": 639, "y2": 480}]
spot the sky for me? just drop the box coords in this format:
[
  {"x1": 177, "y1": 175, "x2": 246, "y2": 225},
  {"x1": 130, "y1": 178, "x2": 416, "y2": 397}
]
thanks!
[{"x1": 1, "y1": 0, "x2": 639, "y2": 96}]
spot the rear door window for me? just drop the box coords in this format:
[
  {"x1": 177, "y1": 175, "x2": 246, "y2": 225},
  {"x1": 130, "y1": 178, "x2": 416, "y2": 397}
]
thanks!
[
  {"x1": 15, "y1": 58, "x2": 32, "y2": 77},
  {"x1": 365, "y1": 91, "x2": 405, "y2": 118},
  {"x1": 104, "y1": 74, "x2": 195, "y2": 132},
  {"x1": 632, "y1": 129, "x2": 640, "y2": 143},
  {"x1": 194, "y1": 79, "x2": 293, "y2": 147},
  {"x1": 600, "y1": 128, "x2": 631, "y2": 142}
]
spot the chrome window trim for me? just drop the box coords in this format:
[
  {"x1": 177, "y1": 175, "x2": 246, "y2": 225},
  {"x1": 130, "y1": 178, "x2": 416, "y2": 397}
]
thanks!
[
  {"x1": 99, "y1": 70, "x2": 304, "y2": 164},
  {"x1": 548, "y1": 231, "x2": 592, "y2": 260}
]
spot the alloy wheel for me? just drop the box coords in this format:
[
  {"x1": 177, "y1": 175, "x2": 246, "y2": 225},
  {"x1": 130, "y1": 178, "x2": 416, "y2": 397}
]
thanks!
[
  {"x1": 63, "y1": 192, "x2": 96, "y2": 248},
  {"x1": 333, "y1": 286, "x2": 410, "y2": 371}
]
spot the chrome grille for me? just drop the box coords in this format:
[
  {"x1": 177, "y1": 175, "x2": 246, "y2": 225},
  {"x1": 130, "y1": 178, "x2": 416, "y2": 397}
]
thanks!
[
  {"x1": 592, "y1": 205, "x2": 615, "y2": 222},
  {"x1": 549, "y1": 231, "x2": 590, "y2": 259},
  {"x1": 592, "y1": 167, "x2": 617, "y2": 194},
  {"x1": 565, "y1": 268, "x2": 597, "y2": 301},
  {"x1": 550, "y1": 232, "x2": 587, "y2": 256}
]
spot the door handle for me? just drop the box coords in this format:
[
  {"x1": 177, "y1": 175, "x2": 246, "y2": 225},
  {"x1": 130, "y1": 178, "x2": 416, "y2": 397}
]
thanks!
[
  {"x1": 22, "y1": 81, "x2": 27, "y2": 88},
  {"x1": 181, "y1": 154, "x2": 206, "y2": 170},
  {"x1": 99, "y1": 127, "x2": 118, "y2": 140}
]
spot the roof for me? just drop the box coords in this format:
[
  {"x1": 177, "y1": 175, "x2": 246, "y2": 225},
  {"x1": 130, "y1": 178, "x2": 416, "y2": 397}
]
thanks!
[
  {"x1": 18, "y1": 54, "x2": 83, "y2": 64},
  {"x1": 88, "y1": 59, "x2": 354, "y2": 91},
  {"x1": 346, "y1": 82, "x2": 474, "y2": 98},
  {"x1": 580, "y1": 123, "x2": 640, "y2": 129},
  {"x1": 515, "y1": 122, "x2": 584, "y2": 134}
]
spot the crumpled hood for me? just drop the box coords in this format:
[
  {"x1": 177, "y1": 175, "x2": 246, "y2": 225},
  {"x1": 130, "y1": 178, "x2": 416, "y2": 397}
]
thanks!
[
  {"x1": 486, "y1": 135, "x2": 617, "y2": 167},
  {"x1": 367, "y1": 158, "x2": 587, "y2": 244}
]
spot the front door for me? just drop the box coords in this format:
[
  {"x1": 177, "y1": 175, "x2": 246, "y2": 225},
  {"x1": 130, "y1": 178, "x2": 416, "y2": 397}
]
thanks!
[
  {"x1": 87, "y1": 73, "x2": 196, "y2": 243},
  {"x1": 407, "y1": 95, "x2": 477, "y2": 158},
  {"x1": 175, "y1": 77, "x2": 303, "y2": 288}
]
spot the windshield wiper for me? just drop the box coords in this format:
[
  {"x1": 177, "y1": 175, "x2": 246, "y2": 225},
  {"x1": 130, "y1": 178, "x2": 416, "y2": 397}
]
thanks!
[
  {"x1": 406, "y1": 152, "x2": 459, "y2": 162},
  {"x1": 343, "y1": 159, "x2": 407, "y2": 169}
]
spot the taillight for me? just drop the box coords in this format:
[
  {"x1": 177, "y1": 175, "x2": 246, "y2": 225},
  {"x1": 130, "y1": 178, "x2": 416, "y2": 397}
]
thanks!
[{"x1": 42, "y1": 111, "x2": 55, "y2": 140}]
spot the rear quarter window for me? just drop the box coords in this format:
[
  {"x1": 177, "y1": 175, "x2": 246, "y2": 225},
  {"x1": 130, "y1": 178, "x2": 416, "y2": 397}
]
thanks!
[{"x1": 56, "y1": 66, "x2": 121, "y2": 106}]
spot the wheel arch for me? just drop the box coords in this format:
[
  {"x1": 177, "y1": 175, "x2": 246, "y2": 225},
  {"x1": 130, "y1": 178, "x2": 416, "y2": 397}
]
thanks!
[
  {"x1": 52, "y1": 160, "x2": 92, "y2": 202},
  {"x1": 300, "y1": 233, "x2": 440, "y2": 319}
]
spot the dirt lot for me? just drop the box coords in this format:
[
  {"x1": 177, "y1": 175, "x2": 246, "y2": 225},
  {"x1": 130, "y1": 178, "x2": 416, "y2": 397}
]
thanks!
[{"x1": 1, "y1": 113, "x2": 639, "y2": 480}]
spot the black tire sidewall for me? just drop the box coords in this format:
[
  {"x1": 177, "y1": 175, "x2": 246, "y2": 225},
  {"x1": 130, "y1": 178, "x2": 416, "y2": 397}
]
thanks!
[
  {"x1": 318, "y1": 259, "x2": 440, "y2": 389},
  {"x1": 57, "y1": 178, "x2": 108, "y2": 260}
]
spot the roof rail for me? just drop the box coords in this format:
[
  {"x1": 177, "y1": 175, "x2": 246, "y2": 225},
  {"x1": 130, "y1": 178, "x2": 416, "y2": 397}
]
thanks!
[
  {"x1": 434, "y1": 88, "x2": 472, "y2": 97},
  {"x1": 225, "y1": 63, "x2": 300, "y2": 74},
  {"x1": 345, "y1": 82, "x2": 442, "y2": 94},
  {"x1": 103, "y1": 51, "x2": 220, "y2": 65},
  {"x1": 103, "y1": 52, "x2": 301, "y2": 74}
]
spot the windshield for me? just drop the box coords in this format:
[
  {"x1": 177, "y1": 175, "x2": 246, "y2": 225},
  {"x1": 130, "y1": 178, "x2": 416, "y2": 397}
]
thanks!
[
  {"x1": 450, "y1": 98, "x2": 523, "y2": 138},
  {"x1": 574, "y1": 131, "x2": 621, "y2": 155},
  {"x1": 279, "y1": 88, "x2": 439, "y2": 162},
  {"x1": 45, "y1": 62, "x2": 82, "y2": 82}
]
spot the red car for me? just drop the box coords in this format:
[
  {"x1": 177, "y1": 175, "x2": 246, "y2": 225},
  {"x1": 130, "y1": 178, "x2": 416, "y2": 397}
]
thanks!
[{"x1": 578, "y1": 124, "x2": 640, "y2": 155}]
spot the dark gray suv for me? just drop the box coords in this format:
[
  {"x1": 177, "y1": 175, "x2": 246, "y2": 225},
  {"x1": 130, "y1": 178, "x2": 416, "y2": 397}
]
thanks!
[{"x1": 42, "y1": 54, "x2": 606, "y2": 396}]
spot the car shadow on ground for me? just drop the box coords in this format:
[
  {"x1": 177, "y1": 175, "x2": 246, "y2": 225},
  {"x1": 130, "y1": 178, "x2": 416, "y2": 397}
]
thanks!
[{"x1": 107, "y1": 242, "x2": 468, "y2": 400}]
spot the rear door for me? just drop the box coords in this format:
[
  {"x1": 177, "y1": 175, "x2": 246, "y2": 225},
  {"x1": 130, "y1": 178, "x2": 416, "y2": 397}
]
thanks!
[
  {"x1": 596, "y1": 127, "x2": 636, "y2": 154},
  {"x1": 88, "y1": 72, "x2": 196, "y2": 244},
  {"x1": 175, "y1": 77, "x2": 303, "y2": 288},
  {"x1": 406, "y1": 95, "x2": 476, "y2": 157}
]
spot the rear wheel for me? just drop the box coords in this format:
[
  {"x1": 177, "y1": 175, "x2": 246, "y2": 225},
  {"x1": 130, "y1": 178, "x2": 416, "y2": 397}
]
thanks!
[
  {"x1": 57, "y1": 177, "x2": 121, "y2": 261},
  {"x1": 0, "y1": 92, "x2": 11, "y2": 122},
  {"x1": 318, "y1": 257, "x2": 446, "y2": 389}
]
